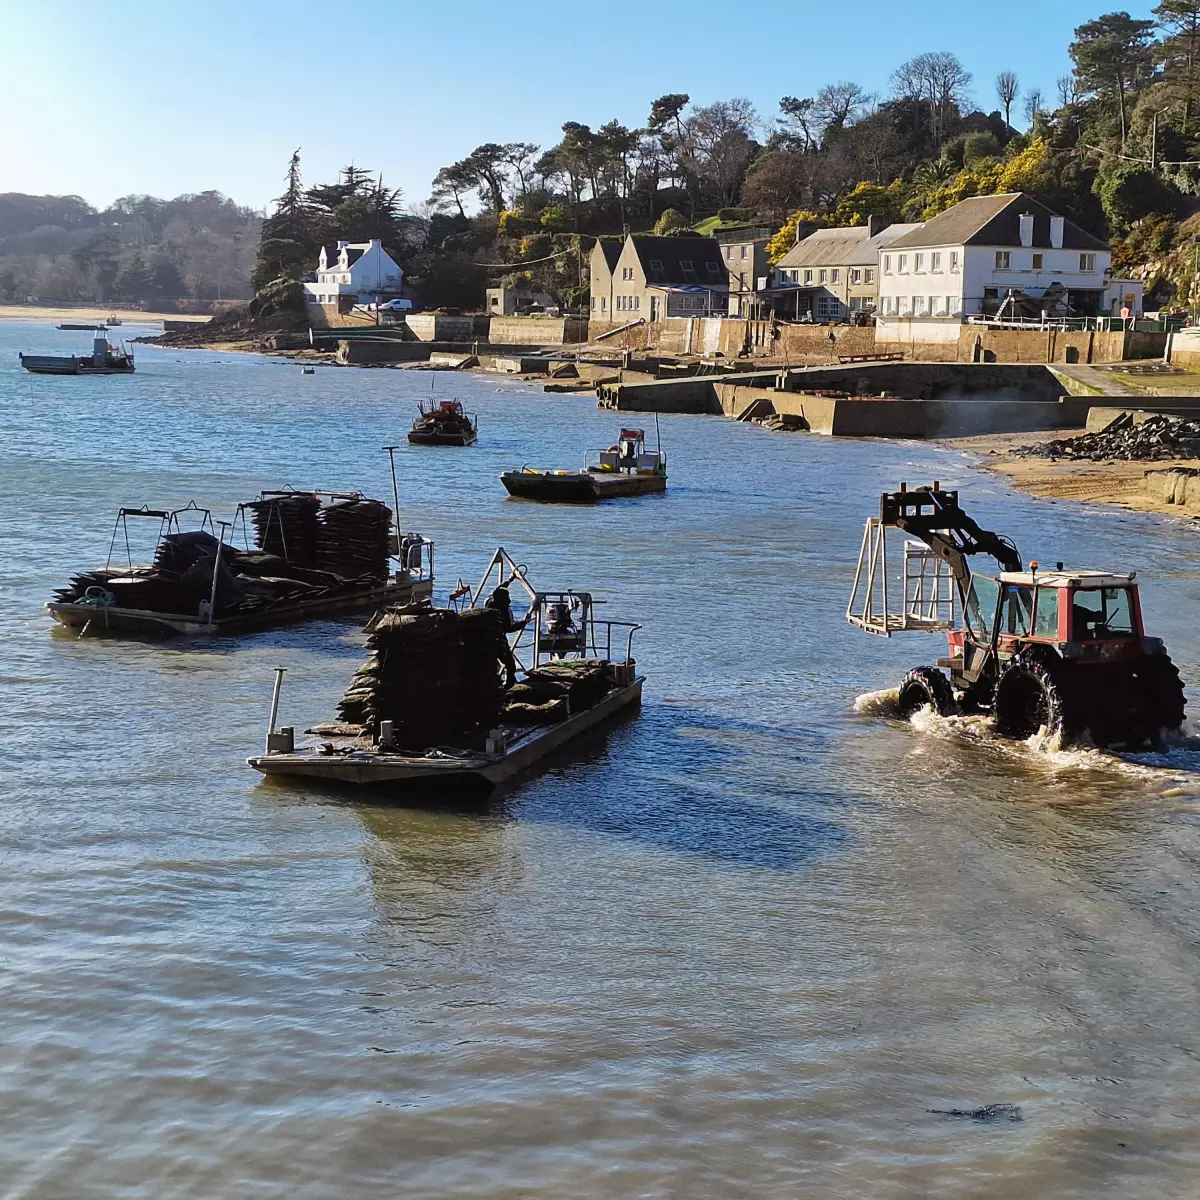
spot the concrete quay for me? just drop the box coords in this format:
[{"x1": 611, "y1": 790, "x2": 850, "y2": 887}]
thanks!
[{"x1": 596, "y1": 362, "x2": 1119, "y2": 439}]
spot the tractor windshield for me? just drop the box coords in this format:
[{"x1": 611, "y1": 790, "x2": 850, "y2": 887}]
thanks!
[
  {"x1": 964, "y1": 575, "x2": 1000, "y2": 638},
  {"x1": 1071, "y1": 587, "x2": 1135, "y2": 640}
]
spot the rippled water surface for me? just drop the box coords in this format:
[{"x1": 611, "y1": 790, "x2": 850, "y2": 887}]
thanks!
[{"x1": 4, "y1": 321, "x2": 1200, "y2": 1197}]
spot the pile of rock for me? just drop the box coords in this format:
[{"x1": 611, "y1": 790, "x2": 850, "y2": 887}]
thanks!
[{"x1": 1015, "y1": 412, "x2": 1200, "y2": 462}]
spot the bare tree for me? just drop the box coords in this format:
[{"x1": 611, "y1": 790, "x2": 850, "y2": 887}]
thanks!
[
  {"x1": 1024, "y1": 88, "x2": 1045, "y2": 126},
  {"x1": 996, "y1": 70, "x2": 1020, "y2": 129},
  {"x1": 1056, "y1": 74, "x2": 1081, "y2": 106},
  {"x1": 892, "y1": 52, "x2": 973, "y2": 147},
  {"x1": 687, "y1": 98, "x2": 759, "y2": 207},
  {"x1": 814, "y1": 81, "x2": 871, "y2": 130}
]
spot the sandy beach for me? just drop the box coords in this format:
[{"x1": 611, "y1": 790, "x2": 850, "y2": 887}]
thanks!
[
  {"x1": 945, "y1": 428, "x2": 1200, "y2": 521},
  {"x1": 0, "y1": 304, "x2": 209, "y2": 325}
]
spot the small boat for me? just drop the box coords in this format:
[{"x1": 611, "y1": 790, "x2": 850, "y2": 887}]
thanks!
[
  {"x1": 247, "y1": 547, "x2": 643, "y2": 795},
  {"x1": 301, "y1": 365, "x2": 315, "y2": 375},
  {"x1": 21, "y1": 333, "x2": 134, "y2": 375},
  {"x1": 500, "y1": 427, "x2": 666, "y2": 503},
  {"x1": 106, "y1": 315, "x2": 122, "y2": 326},
  {"x1": 46, "y1": 492, "x2": 434, "y2": 637},
  {"x1": 56, "y1": 323, "x2": 106, "y2": 331},
  {"x1": 407, "y1": 398, "x2": 478, "y2": 446}
]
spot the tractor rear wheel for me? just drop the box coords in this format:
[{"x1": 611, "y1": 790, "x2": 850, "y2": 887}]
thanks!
[
  {"x1": 1135, "y1": 652, "x2": 1187, "y2": 744},
  {"x1": 897, "y1": 666, "x2": 956, "y2": 719},
  {"x1": 993, "y1": 653, "x2": 1079, "y2": 743}
]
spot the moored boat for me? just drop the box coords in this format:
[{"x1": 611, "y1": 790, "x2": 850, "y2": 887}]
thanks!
[
  {"x1": 46, "y1": 492, "x2": 434, "y2": 637},
  {"x1": 407, "y1": 398, "x2": 478, "y2": 446},
  {"x1": 247, "y1": 547, "x2": 643, "y2": 794},
  {"x1": 21, "y1": 333, "x2": 134, "y2": 375},
  {"x1": 499, "y1": 427, "x2": 666, "y2": 503}
]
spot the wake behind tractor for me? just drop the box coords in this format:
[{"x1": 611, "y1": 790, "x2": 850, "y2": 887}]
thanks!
[{"x1": 847, "y1": 483, "x2": 1186, "y2": 747}]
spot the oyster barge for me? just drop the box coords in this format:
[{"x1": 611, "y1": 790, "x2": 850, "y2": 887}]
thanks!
[
  {"x1": 407, "y1": 398, "x2": 478, "y2": 446},
  {"x1": 500, "y1": 427, "x2": 666, "y2": 503},
  {"x1": 248, "y1": 548, "x2": 643, "y2": 793},
  {"x1": 21, "y1": 333, "x2": 134, "y2": 375},
  {"x1": 47, "y1": 492, "x2": 433, "y2": 637}
]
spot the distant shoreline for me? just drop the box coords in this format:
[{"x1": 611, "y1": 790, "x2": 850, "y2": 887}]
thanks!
[{"x1": 0, "y1": 305, "x2": 210, "y2": 325}]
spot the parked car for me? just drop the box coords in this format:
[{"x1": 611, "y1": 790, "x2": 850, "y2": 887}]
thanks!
[{"x1": 380, "y1": 298, "x2": 413, "y2": 312}]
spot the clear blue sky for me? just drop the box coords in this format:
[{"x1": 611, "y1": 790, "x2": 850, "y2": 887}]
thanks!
[{"x1": 0, "y1": 0, "x2": 1161, "y2": 213}]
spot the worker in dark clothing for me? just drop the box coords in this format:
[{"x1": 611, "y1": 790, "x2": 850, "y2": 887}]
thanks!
[{"x1": 484, "y1": 584, "x2": 527, "y2": 687}]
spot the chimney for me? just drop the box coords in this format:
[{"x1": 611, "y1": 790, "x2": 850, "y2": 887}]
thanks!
[
  {"x1": 1019, "y1": 213, "x2": 1034, "y2": 247},
  {"x1": 1050, "y1": 216, "x2": 1064, "y2": 249},
  {"x1": 867, "y1": 214, "x2": 891, "y2": 237}
]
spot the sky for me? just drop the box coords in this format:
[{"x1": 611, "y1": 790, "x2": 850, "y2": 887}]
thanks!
[{"x1": 0, "y1": 0, "x2": 1164, "y2": 214}]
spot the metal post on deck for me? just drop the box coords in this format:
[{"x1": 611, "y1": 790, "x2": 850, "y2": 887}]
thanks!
[
  {"x1": 266, "y1": 667, "x2": 286, "y2": 752},
  {"x1": 207, "y1": 520, "x2": 230, "y2": 626}
]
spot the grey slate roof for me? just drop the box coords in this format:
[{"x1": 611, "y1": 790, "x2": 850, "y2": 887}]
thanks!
[
  {"x1": 885, "y1": 192, "x2": 1109, "y2": 252},
  {"x1": 775, "y1": 222, "x2": 926, "y2": 270},
  {"x1": 630, "y1": 235, "x2": 729, "y2": 287},
  {"x1": 597, "y1": 240, "x2": 622, "y2": 272}
]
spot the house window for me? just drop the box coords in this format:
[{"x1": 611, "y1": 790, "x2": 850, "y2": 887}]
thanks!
[
  {"x1": 804, "y1": 269, "x2": 813, "y2": 284},
  {"x1": 995, "y1": 251, "x2": 1011, "y2": 269},
  {"x1": 726, "y1": 247, "x2": 734, "y2": 259},
  {"x1": 865, "y1": 268, "x2": 875, "y2": 284},
  {"x1": 931, "y1": 252, "x2": 942, "y2": 272},
  {"x1": 740, "y1": 246, "x2": 748, "y2": 259},
  {"x1": 915, "y1": 253, "x2": 925, "y2": 272},
  {"x1": 831, "y1": 269, "x2": 840, "y2": 283},
  {"x1": 818, "y1": 268, "x2": 828, "y2": 283},
  {"x1": 706, "y1": 262, "x2": 721, "y2": 277},
  {"x1": 634, "y1": 296, "x2": 640, "y2": 310},
  {"x1": 850, "y1": 268, "x2": 862, "y2": 284},
  {"x1": 680, "y1": 259, "x2": 694, "y2": 272},
  {"x1": 898, "y1": 295, "x2": 910, "y2": 315},
  {"x1": 950, "y1": 252, "x2": 960, "y2": 272},
  {"x1": 601, "y1": 297, "x2": 606, "y2": 311},
  {"x1": 649, "y1": 259, "x2": 664, "y2": 271},
  {"x1": 591, "y1": 296, "x2": 595, "y2": 310},
  {"x1": 1080, "y1": 253, "x2": 1096, "y2": 271},
  {"x1": 946, "y1": 295, "x2": 957, "y2": 315},
  {"x1": 913, "y1": 295, "x2": 925, "y2": 315},
  {"x1": 898, "y1": 254, "x2": 909, "y2": 273},
  {"x1": 1032, "y1": 253, "x2": 1044, "y2": 269},
  {"x1": 883, "y1": 255, "x2": 892, "y2": 274}
]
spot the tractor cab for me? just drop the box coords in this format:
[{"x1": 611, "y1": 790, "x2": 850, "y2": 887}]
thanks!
[{"x1": 960, "y1": 568, "x2": 1144, "y2": 663}]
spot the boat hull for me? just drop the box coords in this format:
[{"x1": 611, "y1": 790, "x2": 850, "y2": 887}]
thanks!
[
  {"x1": 20, "y1": 354, "x2": 134, "y2": 375},
  {"x1": 500, "y1": 470, "x2": 666, "y2": 503},
  {"x1": 408, "y1": 429, "x2": 477, "y2": 446},
  {"x1": 46, "y1": 576, "x2": 433, "y2": 637},
  {"x1": 248, "y1": 677, "x2": 643, "y2": 790}
]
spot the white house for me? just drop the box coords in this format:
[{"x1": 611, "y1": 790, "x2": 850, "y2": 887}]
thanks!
[
  {"x1": 875, "y1": 192, "x2": 1132, "y2": 348},
  {"x1": 303, "y1": 239, "x2": 404, "y2": 307}
]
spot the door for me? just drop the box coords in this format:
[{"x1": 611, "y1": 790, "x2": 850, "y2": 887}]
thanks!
[{"x1": 649, "y1": 295, "x2": 659, "y2": 322}]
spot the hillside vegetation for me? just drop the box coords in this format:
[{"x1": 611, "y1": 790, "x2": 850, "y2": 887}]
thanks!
[
  {"x1": 0, "y1": 190, "x2": 260, "y2": 306},
  {"x1": 248, "y1": 4, "x2": 1200, "y2": 313}
]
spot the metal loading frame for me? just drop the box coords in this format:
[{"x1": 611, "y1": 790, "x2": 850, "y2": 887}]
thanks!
[{"x1": 847, "y1": 519, "x2": 957, "y2": 638}]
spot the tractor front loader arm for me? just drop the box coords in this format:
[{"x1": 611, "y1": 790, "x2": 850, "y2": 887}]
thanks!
[{"x1": 880, "y1": 485, "x2": 1021, "y2": 590}]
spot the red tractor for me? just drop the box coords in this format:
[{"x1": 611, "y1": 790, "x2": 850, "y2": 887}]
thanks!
[{"x1": 847, "y1": 483, "x2": 1186, "y2": 747}]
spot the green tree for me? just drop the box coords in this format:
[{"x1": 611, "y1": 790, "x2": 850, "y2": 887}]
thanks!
[
  {"x1": 1070, "y1": 12, "x2": 1157, "y2": 146},
  {"x1": 653, "y1": 208, "x2": 690, "y2": 234},
  {"x1": 114, "y1": 252, "x2": 153, "y2": 301},
  {"x1": 1155, "y1": 0, "x2": 1200, "y2": 131},
  {"x1": 1097, "y1": 165, "x2": 1180, "y2": 229}
]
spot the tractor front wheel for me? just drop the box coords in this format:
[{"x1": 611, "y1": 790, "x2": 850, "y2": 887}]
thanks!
[
  {"x1": 897, "y1": 666, "x2": 956, "y2": 720},
  {"x1": 993, "y1": 653, "x2": 1077, "y2": 743}
]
